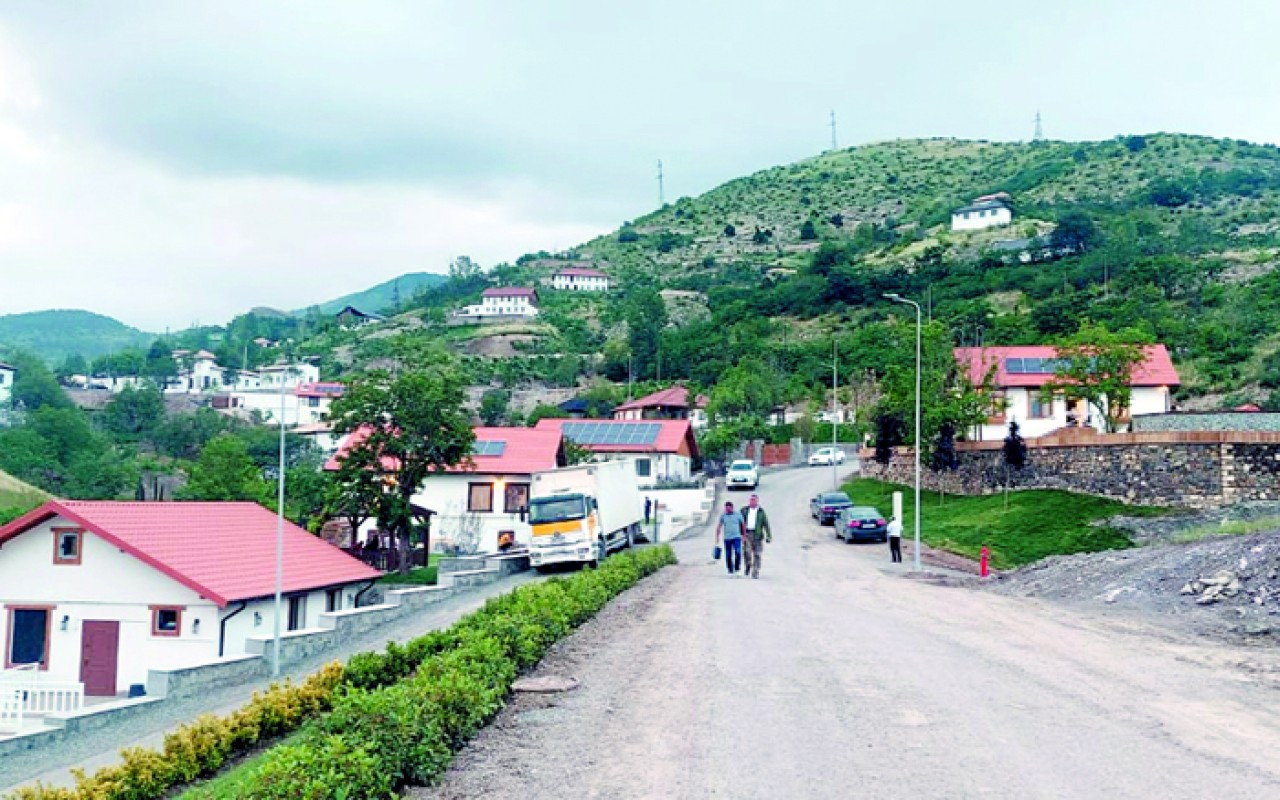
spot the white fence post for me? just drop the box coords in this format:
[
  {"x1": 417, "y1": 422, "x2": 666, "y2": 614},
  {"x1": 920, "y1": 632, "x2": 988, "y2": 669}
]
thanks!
[{"x1": 0, "y1": 688, "x2": 23, "y2": 734}]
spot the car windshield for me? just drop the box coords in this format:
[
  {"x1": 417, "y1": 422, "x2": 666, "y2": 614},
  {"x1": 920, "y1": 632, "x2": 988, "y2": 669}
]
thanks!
[
  {"x1": 529, "y1": 495, "x2": 587, "y2": 524},
  {"x1": 821, "y1": 493, "x2": 851, "y2": 504},
  {"x1": 730, "y1": 462, "x2": 755, "y2": 471},
  {"x1": 848, "y1": 507, "x2": 881, "y2": 517}
]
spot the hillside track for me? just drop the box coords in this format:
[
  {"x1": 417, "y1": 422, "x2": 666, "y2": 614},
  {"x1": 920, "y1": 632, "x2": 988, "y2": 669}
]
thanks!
[{"x1": 423, "y1": 468, "x2": 1280, "y2": 799}]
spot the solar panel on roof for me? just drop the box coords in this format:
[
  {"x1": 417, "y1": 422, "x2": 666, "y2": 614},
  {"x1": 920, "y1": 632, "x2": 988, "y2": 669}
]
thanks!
[
  {"x1": 472, "y1": 441, "x2": 506, "y2": 457},
  {"x1": 561, "y1": 421, "x2": 663, "y2": 447},
  {"x1": 1005, "y1": 358, "x2": 1024, "y2": 374}
]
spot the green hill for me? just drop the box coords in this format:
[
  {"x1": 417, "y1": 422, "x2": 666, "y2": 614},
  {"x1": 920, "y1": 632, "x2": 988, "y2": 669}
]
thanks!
[
  {"x1": 300, "y1": 272, "x2": 448, "y2": 316},
  {"x1": 0, "y1": 309, "x2": 154, "y2": 364},
  {"x1": 0, "y1": 468, "x2": 51, "y2": 524}
]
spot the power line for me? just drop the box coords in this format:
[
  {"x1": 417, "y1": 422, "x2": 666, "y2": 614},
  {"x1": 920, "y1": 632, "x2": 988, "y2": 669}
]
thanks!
[
  {"x1": 1034, "y1": 110, "x2": 1044, "y2": 142},
  {"x1": 656, "y1": 159, "x2": 665, "y2": 206},
  {"x1": 830, "y1": 109, "x2": 838, "y2": 151}
]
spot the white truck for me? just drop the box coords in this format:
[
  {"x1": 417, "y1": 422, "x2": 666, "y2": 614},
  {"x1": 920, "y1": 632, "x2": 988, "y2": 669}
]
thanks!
[{"x1": 528, "y1": 461, "x2": 644, "y2": 570}]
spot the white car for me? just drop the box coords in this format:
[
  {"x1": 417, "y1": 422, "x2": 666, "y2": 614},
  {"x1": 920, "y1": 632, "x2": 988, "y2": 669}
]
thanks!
[
  {"x1": 726, "y1": 459, "x2": 759, "y2": 490},
  {"x1": 808, "y1": 447, "x2": 847, "y2": 467}
]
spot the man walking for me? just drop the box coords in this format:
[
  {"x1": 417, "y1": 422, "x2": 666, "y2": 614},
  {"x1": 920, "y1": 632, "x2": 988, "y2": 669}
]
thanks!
[
  {"x1": 742, "y1": 494, "x2": 772, "y2": 579},
  {"x1": 715, "y1": 501, "x2": 745, "y2": 576},
  {"x1": 887, "y1": 513, "x2": 903, "y2": 563}
]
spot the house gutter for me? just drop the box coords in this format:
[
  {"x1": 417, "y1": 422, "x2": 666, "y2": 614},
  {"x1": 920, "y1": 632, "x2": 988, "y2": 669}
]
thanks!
[
  {"x1": 218, "y1": 601, "x2": 248, "y2": 657},
  {"x1": 353, "y1": 579, "x2": 378, "y2": 608}
]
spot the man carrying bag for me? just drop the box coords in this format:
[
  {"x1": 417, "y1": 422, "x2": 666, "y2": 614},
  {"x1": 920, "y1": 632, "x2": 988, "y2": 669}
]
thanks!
[{"x1": 715, "y1": 501, "x2": 745, "y2": 575}]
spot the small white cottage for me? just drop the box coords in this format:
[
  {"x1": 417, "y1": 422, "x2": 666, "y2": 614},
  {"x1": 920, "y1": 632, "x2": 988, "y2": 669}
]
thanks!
[{"x1": 0, "y1": 501, "x2": 379, "y2": 697}]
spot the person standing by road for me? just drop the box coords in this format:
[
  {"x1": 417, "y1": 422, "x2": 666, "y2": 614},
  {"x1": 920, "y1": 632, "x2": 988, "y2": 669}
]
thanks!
[
  {"x1": 887, "y1": 514, "x2": 903, "y2": 563},
  {"x1": 715, "y1": 501, "x2": 745, "y2": 576},
  {"x1": 742, "y1": 494, "x2": 772, "y2": 579}
]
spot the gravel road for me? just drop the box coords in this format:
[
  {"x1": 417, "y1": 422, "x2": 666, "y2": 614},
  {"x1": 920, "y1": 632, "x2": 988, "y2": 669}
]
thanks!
[{"x1": 419, "y1": 467, "x2": 1280, "y2": 799}]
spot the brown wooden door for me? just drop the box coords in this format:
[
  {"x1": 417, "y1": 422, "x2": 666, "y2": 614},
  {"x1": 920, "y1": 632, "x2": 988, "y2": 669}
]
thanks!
[{"x1": 80, "y1": 621, "x2": 119, "y2": 697}]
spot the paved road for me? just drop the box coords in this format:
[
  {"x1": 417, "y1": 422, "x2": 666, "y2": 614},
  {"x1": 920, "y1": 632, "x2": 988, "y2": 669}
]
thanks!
[{"x1": 427, "y1": 467, "x2": 1280, "y2": 799}]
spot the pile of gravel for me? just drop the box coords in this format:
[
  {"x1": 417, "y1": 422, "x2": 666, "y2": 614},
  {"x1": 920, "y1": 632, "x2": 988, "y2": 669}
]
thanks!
[{"x1": 990, "y1": 531, "x2": 1280, "y2": 639}]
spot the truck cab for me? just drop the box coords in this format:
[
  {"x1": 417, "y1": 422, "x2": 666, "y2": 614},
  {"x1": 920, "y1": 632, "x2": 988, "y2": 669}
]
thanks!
[
  {"x1": 529, "y1": 491, "x2": 602, "y2": 567},
  {"x1": 528, "y1": 461, "x2": 643, "y2": 570}
]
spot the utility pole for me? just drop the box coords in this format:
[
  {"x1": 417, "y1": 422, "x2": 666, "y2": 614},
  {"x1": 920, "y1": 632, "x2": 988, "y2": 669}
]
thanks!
[
  {"x1": 656, "y1": 160, "x2": 665, "y2": 207},
  {"x1": 1034, "y1": 110, "x2": 1044, "y2": 142},
  {"x1": 832, "y1": 338, "x2": 839, "y2": 491},
  {"x1": 829, "y1": 109, "x2": 838, "y2": 151}
]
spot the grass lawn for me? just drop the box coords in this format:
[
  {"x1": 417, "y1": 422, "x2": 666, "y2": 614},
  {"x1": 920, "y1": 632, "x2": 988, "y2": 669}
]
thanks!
[
  {"x1": 843, "y1": 478, "x2": 1168, "y2": 570},
  {"x1": 376, "y1": 554, "x2": 442, "y2": 586},
  {"x1": 0, "y1": 468, "x2": 50, "y2": 524}
]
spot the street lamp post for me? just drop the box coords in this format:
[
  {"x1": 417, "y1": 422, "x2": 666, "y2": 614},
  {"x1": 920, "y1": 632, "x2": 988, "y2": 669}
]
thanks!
[
  {"x1": 832, "y1": 338, "x2": 839, "y2": 491},
  {"x1": 885, "y1": 293, "x2": 922, "y2": 572},
  {"x1": 272, "y1": 369, "x2": 290, "y2": 677}
]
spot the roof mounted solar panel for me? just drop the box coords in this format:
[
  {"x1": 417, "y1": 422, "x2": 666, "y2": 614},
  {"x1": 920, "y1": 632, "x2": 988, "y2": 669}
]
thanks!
[
  {"x1": 1005, "y1": 358, "x2": 1024, "y2": 374},
  {"x1": 472, "y1": 441, "x2": 506, "y2": 457}
]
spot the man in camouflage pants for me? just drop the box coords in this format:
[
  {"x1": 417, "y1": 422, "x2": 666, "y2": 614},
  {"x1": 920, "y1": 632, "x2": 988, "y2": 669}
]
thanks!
[{"x1": 741, "y1": 494, "x2": 772, "y2": 579}]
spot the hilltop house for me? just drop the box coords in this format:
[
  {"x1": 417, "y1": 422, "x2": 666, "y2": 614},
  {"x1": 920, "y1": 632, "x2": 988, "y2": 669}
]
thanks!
[
  {"x1": 613, "y1": 386, "x2": 709, "y2": 430},
  {"x1": 327, "y1": 427, "x2": 566, "y2": 555},
  {"x1": 0, "y1": 501, "x2": 379, "y2": 697},
  {"x1": 535, "y1": 418, "x2": 700, "y2": 484},
  {"x1": 956, "y1": 345, "x2": 1180, "y2": 440},
  {"x1": 549, "y1": 268, "x2": 611, "y2": 292},
  {"x1": 455, "y1": 287, "x2": 540, "y2": 320},
  {"x1": 951, "y1": 193, "x2": 1013, "y2": 232},
  {"x1": 335, "y1": 306, "x2": 386, "y2": 329}
]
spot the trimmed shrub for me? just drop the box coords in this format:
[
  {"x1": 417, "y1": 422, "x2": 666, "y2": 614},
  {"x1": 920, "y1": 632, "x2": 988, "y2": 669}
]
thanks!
[{"x1": 4, "y1": 546, "x2": 677, "y2": 800}]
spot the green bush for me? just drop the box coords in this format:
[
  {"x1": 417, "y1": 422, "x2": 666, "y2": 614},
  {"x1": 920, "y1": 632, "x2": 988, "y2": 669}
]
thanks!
[{"x1": 6, "y1": 547, "x2": 677, "y2": 800}]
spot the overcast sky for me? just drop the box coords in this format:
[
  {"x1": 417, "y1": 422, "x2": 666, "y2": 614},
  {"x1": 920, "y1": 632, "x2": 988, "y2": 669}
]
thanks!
[{"x1": 1, "y1": 1, "x2": 1277, "y2": 331}]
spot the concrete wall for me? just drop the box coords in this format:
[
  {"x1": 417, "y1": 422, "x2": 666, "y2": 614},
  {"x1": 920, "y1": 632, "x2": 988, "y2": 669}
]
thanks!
[
  {"x1": 858, "y1": 430, "x2": 1280, "y2": 509},
  {"x1": 972, "y1": 386, "x2": 1171, "y2": 441}
]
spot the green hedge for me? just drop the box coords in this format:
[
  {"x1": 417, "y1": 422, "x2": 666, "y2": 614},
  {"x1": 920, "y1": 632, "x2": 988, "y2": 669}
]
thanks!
[{"x1": 6, "y1": 546, "x2": 677, "y2": 800}]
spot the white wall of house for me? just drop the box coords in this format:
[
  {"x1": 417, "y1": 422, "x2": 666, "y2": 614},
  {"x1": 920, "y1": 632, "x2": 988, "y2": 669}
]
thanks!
[
  {"x1": 550, "y1": 273, "x2": 610, "y2": 291},
  {"x1": 971, "y1": 385, "x2": 1172, "y2": 440},
  {"x1": 411, "y1": 473, "x2": 534, "y2": 555},
  {"x1": 480, "y1": 294, "x2": 538, "y2": 317},
  {"x1": 219, "y1": 584, "x2": 367, "y2": 657},
  {"x1": 190, "y1": 358, "x2": 225, "y2": 391},
  {"x1": 951, "y1": 205, "x2": 1013, "y2": 232},
  {"x1": 0, "y1": 366, "x2": 16, "y2": 407},
  {"x1": 0, "y1": 520, "x2": 218, "y2": 692},
  {"x1": 259, "y1": 364, "x2": 320, "y2": 390},
  {"x1": 229, "y1": 391, "x2": 334, "y2": 426}
]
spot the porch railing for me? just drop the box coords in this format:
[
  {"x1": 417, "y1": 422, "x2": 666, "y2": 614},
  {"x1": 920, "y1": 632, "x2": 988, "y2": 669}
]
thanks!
[
  {"x1": 0, "y1": 687, "x2": 22, "y2": 734},
  {"x1": 0, "y1": 664, "x2": 85, "y2": 715}
]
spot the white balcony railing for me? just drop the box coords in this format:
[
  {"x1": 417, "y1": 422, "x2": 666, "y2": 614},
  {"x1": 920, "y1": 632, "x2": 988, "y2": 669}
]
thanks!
[
  {"x1": 0, "y1": 687, "x2": 22, "y2": 734},
  {"x1": 0, "y1": 664, "x2": 84, "y2": 716}
]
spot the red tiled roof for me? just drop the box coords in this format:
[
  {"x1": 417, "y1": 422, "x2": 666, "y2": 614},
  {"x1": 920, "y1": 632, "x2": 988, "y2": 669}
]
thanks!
[
  {"x1": 0, "y1": 501, "x2": 380, "y2": 608},
  {"x1": 295, "y1": 382, "x2": 345, "y2": 398},
  {"x1": 534, "y1": 418, "x2": 699, "y2": 458},
  {"x1": 955, "y1": 345, "x2": 1181, "y2": 388},
  {"x1": 325, "y1": 426, "x2": 563, "y2": 475},
  {"x1": 482, "y1": 286, "x2": 538, "y2": 299},
  {"x1": 613, "y1": 386, "x2": 703, "y2": 412},
  {"x1": 555, "y1": 267, "x2": 609, "y2": 279}
]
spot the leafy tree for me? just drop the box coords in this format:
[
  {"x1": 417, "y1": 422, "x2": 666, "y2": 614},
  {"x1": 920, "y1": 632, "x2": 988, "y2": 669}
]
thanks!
[
  {"x1": 706, "y1": 358, "x2": 779, "y2": 423},
  {"x1": 447, "y1": 255, "x2": 483, "y2": 281},
  {"x1": 562, "y1": 439, "x2": 594, "y2": 466},
  {"x1": 99, "y1": 385, "x2": 165, "y2": 441},
  {"x1": 524, "y1": 403, "x2": 563, "y2": 427},
  {"x1": 1049, "y1": 212, "x2": 1101, "y2": 254},
  {"x1": 479, "y1": 388, "x2": 510, "y2": 426},
  {"x1": 329, "y1": 355, "x2": 475, "y2": 574},
  {"x1": 873, "y1": 412, "x2": 904, "y2": 465},
  {"x1": 617, "y1": 226, "x2": 639, "y2": 243},
  {"x1": 1043, "y1": 324, "x2": 1151, "y2": 433},
  {"x1": 723, "y1": 224, "x2": 736, "y2": 238},
  {"x1": 799, "y1": 219, "x2": 818, "y2": 241},
  {"x1": 931, "y1": 422, "x2": 959, "y2": 471},
  {"x1": 152, "y1": 408, "x2": 236, "y2": 460},
  {"x1": 57, "y1": 353, "x2": 89, "y2": 380},
  {"x1": 1149, "y1": 178, "x2": 1192, "y2": 207},
  {"x1": 751, "y1": 227, "x2": 773, "y2": 245},
  {"x1": 625, "y1": 286, "x2": 668, "y2": 381},
  {"x1": 180, "y1": 434, "x2": 267, "y2": 502},
  {"x1": 5, "y1": 352, "x2": 70, "y2": 412}
]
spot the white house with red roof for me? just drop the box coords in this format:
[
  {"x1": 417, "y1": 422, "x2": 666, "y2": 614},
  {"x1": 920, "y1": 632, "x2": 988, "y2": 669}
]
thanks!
[
  {"x1": 456, "y1": 287, "x2": 540, "y2": 320},
  {"x1": 534, "y1": 418, "x2": 700, "y2": 484},
  {"x1": 956, "y1": 345, "x2": 1180, "y2": 440},
  {"x1": 0, "y1": 501, "x2": 378, "y2": 698},
  {"x1": 612, "y1": 386, "x2": 709, "y2": 430},
  {"x1": 219, "y1": 381, "x2": 344, "y2": 428},
  {"x1": 326, "y1": 426, "x2": 566, "y2": 555},
  {"x1": 549, "y1": 267, "x2": 611, "y2": 292}
]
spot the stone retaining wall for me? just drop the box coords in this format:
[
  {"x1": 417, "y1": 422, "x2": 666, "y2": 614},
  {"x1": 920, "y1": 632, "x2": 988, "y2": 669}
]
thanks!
[{"x1": 858, "y1": 430, "x2": 1280, "y2": 508}]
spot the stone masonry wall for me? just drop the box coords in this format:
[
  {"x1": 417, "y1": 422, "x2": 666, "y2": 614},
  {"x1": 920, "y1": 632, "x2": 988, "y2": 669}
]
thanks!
[{"x1": 858, "y1": 432, "x2": 1280, "y2": 509}]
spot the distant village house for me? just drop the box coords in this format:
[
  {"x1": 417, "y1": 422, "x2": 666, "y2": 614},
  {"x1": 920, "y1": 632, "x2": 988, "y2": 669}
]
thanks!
[
  {"x1": 951, "y1": 192, "x2": 1013, "y2": 232},
  {"x1": 549, "y1": 267, "x2": 612, "y2": 292}
]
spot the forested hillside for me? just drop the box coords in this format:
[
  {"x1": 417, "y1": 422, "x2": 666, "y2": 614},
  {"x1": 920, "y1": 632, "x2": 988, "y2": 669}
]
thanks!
[{"x1": 0, "y1": 309, "x2": 154, "y2": 363}]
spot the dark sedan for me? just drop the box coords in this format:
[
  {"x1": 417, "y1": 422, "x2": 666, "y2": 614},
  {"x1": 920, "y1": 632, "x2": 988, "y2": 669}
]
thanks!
[
  {"x1": 809, "y1": 491, "x2": 853, "y2": 525},
  {"x1": 835, "y1": 506, "x2": 888, "y2": 543}
]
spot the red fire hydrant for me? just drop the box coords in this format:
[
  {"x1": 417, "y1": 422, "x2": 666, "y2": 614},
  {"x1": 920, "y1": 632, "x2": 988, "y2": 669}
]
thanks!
[{"x1": 980, "y1": 546, "x2": 990, "y2": 578}]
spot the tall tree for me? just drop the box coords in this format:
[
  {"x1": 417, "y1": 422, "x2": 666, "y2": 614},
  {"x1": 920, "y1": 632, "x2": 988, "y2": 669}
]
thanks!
[
  {"x1": 179, "y1": 434, "x2": 267, "y2": 502},
  {"x1": 624, "y1": 286, "x2": 668, "y2": 381},
  {"x1": 1043, "y1": 324, "x2": 1150, "y2": 433},
  {"x1": 329, "y1": 354, "x2": 475, "y2": 573},
  {"x1": 100, "y1": 385, "x2": 165, "y2": 441}
]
